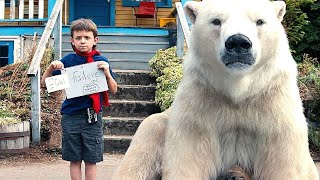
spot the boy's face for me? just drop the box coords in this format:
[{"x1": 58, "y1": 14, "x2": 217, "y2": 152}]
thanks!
[{"x1": 71, "y1": 30, "x2": 98, "y2": 53}]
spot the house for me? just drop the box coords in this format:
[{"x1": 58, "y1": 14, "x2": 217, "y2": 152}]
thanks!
[{"x1": 0, "y1": 0, "x2": 186, "y2": 70}]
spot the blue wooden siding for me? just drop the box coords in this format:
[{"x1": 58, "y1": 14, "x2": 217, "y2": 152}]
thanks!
[
  {"x1": 62, "y1": 26, "x2": 169, "y2": 36},
  {"x1": 0, "y1": 26, "x2": 168, "y2": 36}
]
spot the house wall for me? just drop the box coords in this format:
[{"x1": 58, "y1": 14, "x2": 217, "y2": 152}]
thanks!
[
  {"x1": 0, "y1": 0, "x2": 49, "y2": 26},
  {"x1": 1, "y1": 0, "x2": 179, "y2": 27},
  {"x1": 115, "y1": 0, "x2": 180, "y2": 27}
]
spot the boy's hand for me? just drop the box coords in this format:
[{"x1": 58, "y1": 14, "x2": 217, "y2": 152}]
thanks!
[
  {"x1": 97, "y1": 61, "x2": 111, "y2": 77},
  {"x1": 50, "y1": 60, "x2": 64, "y2": 70}
]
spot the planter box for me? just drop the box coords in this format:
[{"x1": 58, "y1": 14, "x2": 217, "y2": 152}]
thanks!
[{"x1": 0, "y1": 121, "x2": 30, "y2": 154}]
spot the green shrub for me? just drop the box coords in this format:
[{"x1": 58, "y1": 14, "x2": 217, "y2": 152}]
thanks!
[
  {"x1": 149, "y1": 47, "x2": 183, "y2": 111},
  {"x1": 0, "y1": 103, "x2": 21, "y2": 125},
  {"x1": 298, "y1": 54, "x2": 320, "y2": 122},
  {"x1": 280, "y1": 0, "x2": 319, "y2": 62},
  {"x1": 295, "y1": 1, "x2": 320, "y2": 61},
  {"x1": 297, "y1": 54, "x2": 320, "y2": 148},
  {"x1": 149, "y1": 47, "x2": 182, "y2": 77}
]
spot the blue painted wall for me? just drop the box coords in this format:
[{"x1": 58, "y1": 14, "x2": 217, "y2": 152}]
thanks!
[{"x1": 0, "y1": 26, "x2": 168, "y2": 36}]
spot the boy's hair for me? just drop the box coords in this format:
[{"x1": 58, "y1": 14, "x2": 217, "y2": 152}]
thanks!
[
  {"x1": 70, "y1": 18, "x2": 98, "y2": 50},
  {"x1": 70, "y1": 18, "x2": 98, "y2": 38}
]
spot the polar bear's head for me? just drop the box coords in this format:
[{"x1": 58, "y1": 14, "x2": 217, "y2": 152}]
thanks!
[{"x1": 184, "y1": 0, "x2": 287, "y2": 74}]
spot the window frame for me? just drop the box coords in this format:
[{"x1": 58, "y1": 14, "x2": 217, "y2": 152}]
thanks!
[
  {"x1": 0, "y1": 41, "x2": 14, "y2": 67},
  {"x1": 122, "y1": 0, "x2": 172, "y2": 8}
]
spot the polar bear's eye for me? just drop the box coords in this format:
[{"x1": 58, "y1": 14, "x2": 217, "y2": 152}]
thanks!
[
  {"x1": 256, "y1": 19, "x2": 264, "y2": 26},
  {"x1": 212, "y1": 19, "x2": 221, "y2": 26}
]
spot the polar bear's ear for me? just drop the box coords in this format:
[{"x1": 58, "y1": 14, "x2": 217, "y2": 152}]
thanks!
[
  {"x1": 272, "y1": 1, "x2": 286, "y2": 22},
  {"x1": 184, "y1": 1, "x2": 202, "y2": 24}
]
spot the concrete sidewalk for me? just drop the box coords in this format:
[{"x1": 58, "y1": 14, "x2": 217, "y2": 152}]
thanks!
[
  {"x1": 0, "y1": 154, "x2": 124, "y2": 180},
  {"x1": 0, "y1": 154, "x2": 319, "y2": 180}
]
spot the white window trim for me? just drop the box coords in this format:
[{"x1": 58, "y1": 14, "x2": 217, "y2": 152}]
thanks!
[{"x1": 0, "y1": 36, "x2": 21, "y2": 64}]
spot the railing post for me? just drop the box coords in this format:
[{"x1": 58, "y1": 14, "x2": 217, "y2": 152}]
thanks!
[
  {"x1": 176, "y1": 15, "x2": 184, "y2": 58},
  {"x1": 0, "y1": 0, "x2": 4, "y2": 19},
  {"x1": 30, "y1": 72, "x2": 41, "y2": 144},
  {"x1": 53, "y1": 10, "x2": 62, "y2": 60},
  {"x1": 27, "y1": 0, "x2": 65, "y2": 145},
  {"x1": 175, "y1": 2, "x2": 190, "y2": 57}
]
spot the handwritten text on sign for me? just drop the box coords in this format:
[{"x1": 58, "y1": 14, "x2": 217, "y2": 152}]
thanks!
[
  {"x1": 45, "y1": 74, "x2": 70, "y2": 93},
  {"x1": 62, "y1": 62, "x2": 108, "y2": 99}
]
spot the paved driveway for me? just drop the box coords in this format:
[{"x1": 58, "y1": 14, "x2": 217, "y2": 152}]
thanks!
[
  {"x1": 0, "y1": 154, "x2": 319, "y2": 180},
  {"x1": 0, "y1": 154, "x2": 124, "y2": 180}
]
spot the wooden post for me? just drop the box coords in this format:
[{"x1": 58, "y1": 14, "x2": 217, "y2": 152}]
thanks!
[
  {"x1": 10, "y1": 0, "x2": 15, "y2": 19},
  {"x1": 29, "y1": 0, "x2": 34, "y2": 19},
  {"x1": 175, "y1": 2, "x2": 190, "y2": 57},
  {"x1": 38, "y1": 0, "x2": 44, "y2": 19},
  {"x1": 0, "y1": 0, "x2": 4, "y2": 19},
  {"x1": 175, "y1": 2, "x2": 190, "y2": 46},
  {"x1": 176, "y1": 15, "x2": 184, "y2": 58},
  {"x1": 30, "y1": 72, "x2": 41, "y2": 144},
  {"x1": 53, "y1": 10, "x2": 62, "y2": 61},
  {"x1": 27, "y1": 0, "x2": 64, "y2": 144},
  {"x1": 18, "y1": 0, "x2": 24, "y2": 19}
]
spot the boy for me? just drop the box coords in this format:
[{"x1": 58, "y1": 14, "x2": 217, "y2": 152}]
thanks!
[{"x1": 41, "y1": 18, "x2": 117, "y2": 180}]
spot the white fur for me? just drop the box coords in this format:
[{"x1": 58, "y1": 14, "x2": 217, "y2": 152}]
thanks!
[{"x1": 113, "y1": 0, "x2": 319, "y2": 179}]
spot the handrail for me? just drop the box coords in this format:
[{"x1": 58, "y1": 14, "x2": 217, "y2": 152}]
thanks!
[
  {"x1": 175, "y1": 2, "x2": 190, "y2": 57},
  {"x1": 26, "y1": 0, "x2": 63, "y2": 144},
  {"x1": 27, "y1": 0, "x2": 64, "y2": 76}
]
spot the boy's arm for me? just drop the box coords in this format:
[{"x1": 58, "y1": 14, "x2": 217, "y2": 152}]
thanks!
[
  {"x1": 106, "y1": 73, "x2": 118, "y2": 95},
  {"x1": 98, "y1": 61, "x2": 118, "y2": 95},
  {"x1": 41, "y1": 61, "x2": 64, "y2": 87}
]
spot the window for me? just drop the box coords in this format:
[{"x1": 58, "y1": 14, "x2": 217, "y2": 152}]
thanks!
[
  {"x1": 0, "y1": 41, "x2": 14, "y2": 68},
  {"x1": 122, "y1": 0, "x2": 172, "y2": 8}
]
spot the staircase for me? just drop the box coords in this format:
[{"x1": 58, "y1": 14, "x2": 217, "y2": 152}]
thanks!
[
  {"x1": 102, "y1": 70, "x2": 161, "y2": 153},
  {"x1": 61, "y1": 29, "x2": 171, "y2": 70},
  {"x1": 61, "y1": 29, "x2": 168, "y2": 153}
]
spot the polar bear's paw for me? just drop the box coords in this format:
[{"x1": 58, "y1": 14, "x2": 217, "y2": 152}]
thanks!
[{"x1": 217, "y1": 165, "x2": 251, "y2": 180}]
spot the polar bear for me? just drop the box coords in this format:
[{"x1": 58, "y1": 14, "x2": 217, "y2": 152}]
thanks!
[{"x1": 113, "y1": 0, "x2": 319, "y2": 179}]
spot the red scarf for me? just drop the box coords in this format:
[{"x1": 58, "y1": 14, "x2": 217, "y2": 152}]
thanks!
[{"x1": 76, "y1": 49, "x2": 110, "y2": 113}]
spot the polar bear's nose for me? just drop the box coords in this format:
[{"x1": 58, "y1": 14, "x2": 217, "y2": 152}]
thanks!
[{"x1": 225, "y1": 34, "x2": 252, "y2": 54}]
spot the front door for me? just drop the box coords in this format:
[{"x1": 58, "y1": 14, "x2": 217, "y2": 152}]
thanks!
[{"x1": 74, "y1": 0, "x2": 110, "y2": 26}]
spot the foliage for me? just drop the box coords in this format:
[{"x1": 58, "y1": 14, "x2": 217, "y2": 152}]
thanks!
[
  {"x1": 293, "y1": 1, "x2": 320, "y2": 61},
  {"x1": 297, "y1": 54, "x2": 320, "y2": 122},
  {"x1": 0, "y1": 103, "x2": 21, "y2": 125},
  {"x1": 0, "y1": 44, "x2": 54, "y2": 125},
  {"x1": 297, "y1": 54, "x2": 320, "y2": 147},
  {"x1": 149, "y1": 47, "x2": 183, "y2": 111},
  {"x1": 281, "y1": 0, "x2": 319, "y2": 61},
  {"x1": 309, "y1": 127, "x2": 320, "y2": 147}
]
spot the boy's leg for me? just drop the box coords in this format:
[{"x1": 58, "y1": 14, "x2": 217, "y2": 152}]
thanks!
[
  {"x1": 85, "y1": 162, "x2": 97, "y2": 180},
  {"x1": 70, "y1": 161, "x2": 82, "y2": 180}
]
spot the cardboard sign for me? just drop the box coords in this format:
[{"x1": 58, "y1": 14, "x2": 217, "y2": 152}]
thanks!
[
  {"x1": 61, "y1": 62, "x2": 108, "y2": 99},
  {"x1": 45, "y1": 74, "x2": 70, "y2": 93}
]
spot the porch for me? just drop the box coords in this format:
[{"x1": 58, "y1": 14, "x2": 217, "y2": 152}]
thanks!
[
  {"x1": 0, "y1": 0, "x2": 179, "y2": 27},
  {"x1": 0, "y1": 0, "x2": 181, "y2": 70}
]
